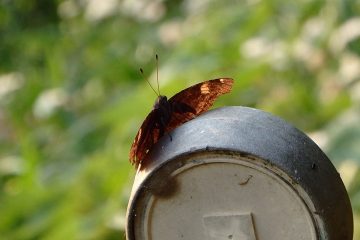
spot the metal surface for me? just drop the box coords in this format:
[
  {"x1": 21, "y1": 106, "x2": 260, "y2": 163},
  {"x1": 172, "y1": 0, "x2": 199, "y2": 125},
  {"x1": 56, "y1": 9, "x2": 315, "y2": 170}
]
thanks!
[{"x1": 126, "y1": 106, "x2": 353, "y2": 240}]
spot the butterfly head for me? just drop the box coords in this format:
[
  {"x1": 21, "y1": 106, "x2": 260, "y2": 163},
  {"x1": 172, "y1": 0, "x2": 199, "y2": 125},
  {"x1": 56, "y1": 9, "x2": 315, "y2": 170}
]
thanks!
[{"x1": 153, "y1": 95, "x2": 168, "y2": 109}]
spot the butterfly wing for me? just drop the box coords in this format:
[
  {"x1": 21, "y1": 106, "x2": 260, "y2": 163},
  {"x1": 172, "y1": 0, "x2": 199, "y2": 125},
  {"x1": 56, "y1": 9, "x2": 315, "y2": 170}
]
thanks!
[
  {"x1": 166, "y1": 78, "x2": 234, "y2": 132},
  {"x1": 129, "y1": 109, "x2": 160, "y2": 167}
]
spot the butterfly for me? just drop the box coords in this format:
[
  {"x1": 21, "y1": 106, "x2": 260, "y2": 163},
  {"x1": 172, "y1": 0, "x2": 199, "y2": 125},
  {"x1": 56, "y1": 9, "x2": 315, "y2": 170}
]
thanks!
[
  {"x1": 129, "y1": 77, "x2": 234, "y2": 168},
  {"x1": 129, "y1": 56, "x2": 234, "y2": 168}
]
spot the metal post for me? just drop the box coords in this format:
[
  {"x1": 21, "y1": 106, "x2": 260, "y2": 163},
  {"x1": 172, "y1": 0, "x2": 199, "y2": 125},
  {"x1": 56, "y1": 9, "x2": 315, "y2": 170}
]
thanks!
[{"x1": 126, "y1": 106, "x2": 353, "y2": 240}]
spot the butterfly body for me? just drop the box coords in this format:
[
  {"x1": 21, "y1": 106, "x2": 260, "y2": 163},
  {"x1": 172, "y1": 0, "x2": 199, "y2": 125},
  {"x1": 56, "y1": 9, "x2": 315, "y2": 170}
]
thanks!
[
  {"x1": 152, "y1": 95, "x2": 173, "y2": 137},
  {"x1": 130, "y1": 78, "x2": 234, "y2": 168}
]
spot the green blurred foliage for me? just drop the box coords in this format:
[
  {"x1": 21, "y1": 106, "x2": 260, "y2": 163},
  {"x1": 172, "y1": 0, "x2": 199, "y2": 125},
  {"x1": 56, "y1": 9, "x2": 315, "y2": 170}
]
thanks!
[{"x1": 0, "y1": 0, "x2": 359, "y2": 239}]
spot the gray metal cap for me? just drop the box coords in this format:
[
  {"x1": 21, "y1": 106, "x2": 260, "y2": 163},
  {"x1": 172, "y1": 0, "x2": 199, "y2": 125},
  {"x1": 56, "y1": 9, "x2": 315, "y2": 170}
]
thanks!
[{"x1": 126, "y1": 106, "x2": 353, "y2": 240}]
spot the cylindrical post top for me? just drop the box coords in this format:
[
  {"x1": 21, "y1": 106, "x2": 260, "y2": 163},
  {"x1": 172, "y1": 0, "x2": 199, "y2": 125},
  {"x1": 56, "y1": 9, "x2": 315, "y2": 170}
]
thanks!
[{"x1": 126, "y1": 106, "x2": 353, "y2": 240}]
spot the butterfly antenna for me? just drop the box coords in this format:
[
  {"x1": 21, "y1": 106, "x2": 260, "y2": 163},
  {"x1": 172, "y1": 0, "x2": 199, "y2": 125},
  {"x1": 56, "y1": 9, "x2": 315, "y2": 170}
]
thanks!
[
  {"x1": 156, "y1": 54, "x2": 160, "y2": 95},
  {"x1": 140, "y1": 68, "x2": 158, "y2": 96}
]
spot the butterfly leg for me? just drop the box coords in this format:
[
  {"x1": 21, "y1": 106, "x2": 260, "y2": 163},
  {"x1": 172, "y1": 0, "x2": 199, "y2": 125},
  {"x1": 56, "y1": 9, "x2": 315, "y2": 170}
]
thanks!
[
  {"x1": 167, "y1": 132, "x2": 172, "y2": 141},
  {"x1": 158, "y1": 122, "x2": 172, "y2": 141},
  {"x1": 157, "y1": 112, "x2": 174, "y2": 141}
]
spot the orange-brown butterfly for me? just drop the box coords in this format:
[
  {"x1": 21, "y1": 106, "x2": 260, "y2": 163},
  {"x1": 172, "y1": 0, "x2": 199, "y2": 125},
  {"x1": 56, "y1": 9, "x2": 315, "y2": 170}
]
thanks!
[{"x1": 129, "y1": 55, "x2": 234, "y2": 168}]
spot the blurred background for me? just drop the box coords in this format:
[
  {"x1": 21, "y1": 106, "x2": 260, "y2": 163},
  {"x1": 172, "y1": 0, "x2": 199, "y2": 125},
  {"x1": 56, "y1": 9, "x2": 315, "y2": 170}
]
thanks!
[{"x1": 0, "y1": 0, "x2": 360, "y2": 239}]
